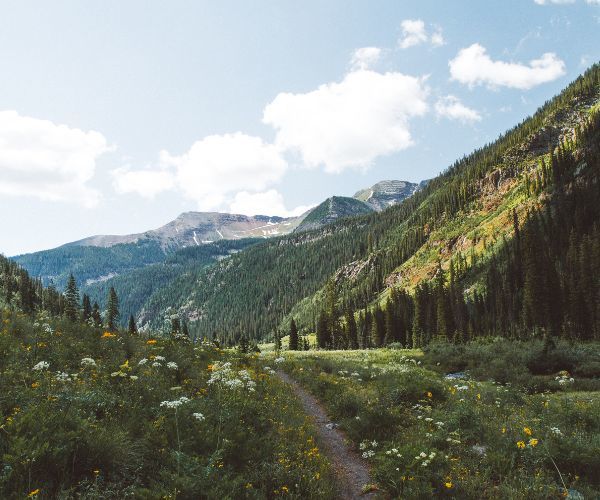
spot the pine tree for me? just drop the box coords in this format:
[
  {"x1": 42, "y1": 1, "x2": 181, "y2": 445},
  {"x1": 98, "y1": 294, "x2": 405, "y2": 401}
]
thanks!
[
  {"x1": 128, "y1": 315, "x2": 138, "y2": 335},
  {"x1": 82, "y1": 294, "x2": 92, "y2": 323},
  {"x1": 63, "y1": 274, "x2": 79, "y2": 321},
  {"x1": 106, "y1": 287, "x2": 120, "y2": 331},
  {"x1": 316, "y1": 310, "x2": 330, "y2": 349},
  {"x1": 345, "y1": 309, "x2": 359, "y2": 349},
  {"x1": 171, "y1": 317, "x2": 181, "y2": 336},
  {"x1": 182, "y1": 320, "x2": 190, "y2": 338},
  {"x1": 289, "y1": 318, "x2": 299, "y2": 350},
  {"x1": 91, "y1": 302, "x2": 102, "y2": 327}
]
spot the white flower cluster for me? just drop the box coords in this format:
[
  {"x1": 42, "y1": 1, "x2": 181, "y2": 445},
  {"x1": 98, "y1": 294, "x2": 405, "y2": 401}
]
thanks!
[
  {"x1": 138, "y1": 358, "x2": 148, "y2": 366},
  {"x1": 263, "y1": 366, "x2": 276, "y2": 375},
  {"x1": 415, "y1": 450, "x2": 436, "y2": 467},
  {"x1": 166, "y1": 361, "x2": 178, "y2": 370},
  {"x1": 555, "y1": 372, "x2": 574, "y2": 385},
  {"x1": 208, "y1": 362, "x2": 256, "y2": 392},
  {"x1": 32, "y1": 361, "x2": 50, "y2": 371},
  {"x1": 274, "y1": 357, "x2": 285, "y2": 364},
  {"x1": 160, "y1": 396, "x2": 190, "y2": 409},
  {"x1": 192, "y1": 412, "x2": 205, "y2": 421},
  {"x1": 359, "y1": 440, "x2": 378, "y2": 459},
  {"x1": 55, "y1": 371, "x2": 74, "y2": 382},
  {"x1": 80, "y1": 357, "x2": 96, "y2": 368},
  {"x1": 550, "y1": 426, "x2": 563, "y2": 437},
  {"x1": 385, "y1": 447, "x2": 402, "y2": 458}
]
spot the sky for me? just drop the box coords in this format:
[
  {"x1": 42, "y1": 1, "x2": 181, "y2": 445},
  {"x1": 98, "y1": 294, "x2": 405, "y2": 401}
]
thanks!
[{"x1": 0, "y1": 0, "x2": 599, "y2": 256}]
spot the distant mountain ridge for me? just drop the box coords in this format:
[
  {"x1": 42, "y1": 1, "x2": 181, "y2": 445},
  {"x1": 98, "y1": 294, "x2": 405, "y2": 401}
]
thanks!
[
  {"x1": 66, "y1": 212, "x2": 304, "y2": 250},
  {"x1": 353, "y1": 180, "x2": 420, "y2": 211},
  {"x1": 294, "y1": 196, "x2": 374, "y2": 233}
]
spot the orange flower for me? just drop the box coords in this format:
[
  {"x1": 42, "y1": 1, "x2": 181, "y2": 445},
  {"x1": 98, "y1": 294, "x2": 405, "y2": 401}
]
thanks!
[
  {"x1": 146, "y1": 339, "x2": 157, "y2": 345},
  {"x1": 31, "y1": 382, "x2": 40, "y2": 389},
  {"x1": 207, "y1": 364, "x2": 214, "y2": 372},
  {"x1": 101, "y1": 332, "x2": 116, "y2": 339}
]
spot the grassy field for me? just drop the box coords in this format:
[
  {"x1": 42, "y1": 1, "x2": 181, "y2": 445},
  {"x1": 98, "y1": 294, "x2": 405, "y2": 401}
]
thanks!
[
  {"x1": 0, "y1": 310, "x2": 336, "y2": 499},
  {"x1": 271, "y1": 342, "x2": 600, "y2": 499}
]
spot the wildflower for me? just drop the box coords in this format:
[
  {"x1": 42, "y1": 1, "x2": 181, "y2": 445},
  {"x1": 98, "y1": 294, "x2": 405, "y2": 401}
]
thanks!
[
  {"x1": 31, "y1": 382, "x2": 39, "y2": 389},
  {"x1": 528, "y1": 438, "x2": 539, "y2": 447},
  {"x1": 166, "y1": 361, "x2": 178, "y2": 370},
  {"x1": 550, "y1": 427, "x2": 563, "y2": 437},
  {"x1": 55, "y1": 372, "x2": 72, "y2": 382},
  {"x1": 445, "y1": 482, "x2": 453, "y2": 489},
  {"x1": 147, "y1": 339, "x2": 157, "y2": 344},
  {"x1": 80, "y1": 357, "x2": 96, "y2": 368},
  {"x1": 160, "y1": 397, "x2": 190, "y2": 409},
  {"x1": 516, "y1": 441, "x2": 526, "y2": 449},
  {"x1": 32, "y1": 361, "x2": 49, "y2": 371},
  {"x1": 362, "y1": 450, "x2": 375, "y2": 459},
  {"x1": 138, "y1": 358, "x2": 148, "y2": 365},
  {"x1": 152, "y1": 362, "x2": 161, "y2": 368},
  {"x1": 101, "y1": 332, "x2": 116, "y2": 339},
  {"x1": 154, "y1": 356, "x2": 166, "y2": 362},
  {"x1": 27, "y1": 489, "x2": 40, "y2": 497},
  {"x1": 426, "y1": 391, "x2": 433, "y2": 398},
  {"x1": 192, "y1": 412, "x2": 205, "y2": 421},
  {"x1": 274, "y1": 357, "x2": 285, "y2": 364},
  {"x1": 129, "y1": 375, "x2": 139, "y2": 381},
  {"x1": 523, "y1": 427, "x2": 532, "y2": 436}
]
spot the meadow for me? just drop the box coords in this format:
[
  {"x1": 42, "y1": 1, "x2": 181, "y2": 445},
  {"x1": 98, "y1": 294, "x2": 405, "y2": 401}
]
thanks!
[
  {"x1": 0, "y1": 310, "x2": 336, "y2": 499},
  {"x1": 272, "y1": 341, "x2": 600, "y2": 499}
]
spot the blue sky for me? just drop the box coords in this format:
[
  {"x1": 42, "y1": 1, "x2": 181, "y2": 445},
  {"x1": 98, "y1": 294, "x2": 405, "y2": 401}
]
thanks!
[{"x1": 0, "y1": 0, "x2": 598, "y2": 256}]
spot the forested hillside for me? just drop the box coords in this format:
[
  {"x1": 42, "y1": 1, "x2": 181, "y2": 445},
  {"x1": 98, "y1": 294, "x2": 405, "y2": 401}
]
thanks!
[{"x1": 141, "y1": 64, "x2": 600, "y2": 345}]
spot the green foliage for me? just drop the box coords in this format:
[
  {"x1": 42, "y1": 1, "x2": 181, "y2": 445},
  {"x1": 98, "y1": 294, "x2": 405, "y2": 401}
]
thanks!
[
  {"x1": 0, "y1": 310, "x2": 336, "y2": 498},
  {"x1": 276, "y1": 347, "x2": 600, "y2": 498}
]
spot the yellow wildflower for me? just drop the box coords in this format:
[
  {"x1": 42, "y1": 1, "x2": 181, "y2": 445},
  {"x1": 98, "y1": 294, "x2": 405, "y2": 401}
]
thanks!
[
  {"x1": 516, "y1": 441, "x2": 526, "y2": 449},
  {"x1": 529, "y1": 438, "x2": 539, "y2": 447},
  {"x1": 445, "y1": 482, "x2": 453, "y2": 488},
  {"x1": 146, "y1": 339, "x2": 157, "y2": 345},
  {"x1": 28, "y1": 489, "x2": 40, "y2": 497},
  {"x1": 426, "y1": 391, "x2": 432, "y2": 398},
  {"x1": 31, "y1": 382, "x2": 40, "y2": 389},
  {"x1": 523, "y1": 427, "x2": 532, "y2": 436}
]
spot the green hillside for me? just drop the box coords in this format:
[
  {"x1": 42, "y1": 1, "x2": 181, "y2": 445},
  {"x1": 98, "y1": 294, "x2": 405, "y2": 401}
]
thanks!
[
  {"x1": 294, "y1": 196, "x2": 374, "y2": 232},
  {"x1": 141, "y1": 64, "x2": 600, "y2": 345}
]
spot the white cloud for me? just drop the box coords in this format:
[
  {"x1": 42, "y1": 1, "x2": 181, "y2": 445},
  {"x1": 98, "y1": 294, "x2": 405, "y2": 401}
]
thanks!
[
  {"x1": 534, "y1": 0, "x2": 575, "y2": 4},
  {"x1": 111, "y1": 166, "x2": 175, "y2": 198},
  {"x1": 263, "y1": 69, "x2": 428, "y2": 173},
  {"x1": 398, "y1": 19, "x2": 445, "y2": 49},
  {"x1": 0, "y1": 110, "x2": 111, "y2": 207},
  {"x1": 449, "y1": 43, "x2": 565, "y2": 90},
  {"x1": 160, "y1": 133, "x2": 287, "y2": 211},
  {"x1": 435, "y1": 96, "x2": 482, "y2": 124},
  {"x1": 586, "y1": 0, "x2": 600, "y2": 5},
  {"x1": 351, "y1": 47, "x2": 382, "y2": 70},
  {"x1": 229, "y1": 190, "x2": 312, "y2": 217}
]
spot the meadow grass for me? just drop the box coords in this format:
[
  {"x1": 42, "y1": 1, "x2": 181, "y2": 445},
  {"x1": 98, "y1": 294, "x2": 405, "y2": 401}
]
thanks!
[
  {"x1": 0, "y1": 310, "x2": 336, "y2": 499},
  {"x1": 272, "y1": 345, "x2": 600, "y2": 499}
]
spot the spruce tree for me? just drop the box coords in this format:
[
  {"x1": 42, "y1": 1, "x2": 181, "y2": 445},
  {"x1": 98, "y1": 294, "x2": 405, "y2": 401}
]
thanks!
[
  {"x1": 316, "y1": 310, "x2": 330, "y2": 349},
  {"x1": 91, "y1": 302, "x2": 102, "y2": 327},
  {"x1": 288, "y1": 318, "x2": 299, "y2": 350},
  {"x1": 345, "y1": 309, "x2": 359, "y2": 349},
  {"x1": 82, "y1": 293, "x2": 92, "y2": 323},
  {"x1": 106, "y1": 287, "x2": 120, "y2": 331},
  {"x1": 128, "y1": 315, "x2": 138, "y2": 335},
  {"x1": 63, "y1": 274, "x2": 79, "y2": 322}
]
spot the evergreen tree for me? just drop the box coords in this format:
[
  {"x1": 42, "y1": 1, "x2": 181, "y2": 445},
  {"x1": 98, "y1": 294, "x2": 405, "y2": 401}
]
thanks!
[
  {"x1": 182, "y1": 320, "x2": 190, "y2": 338},
  {"x1": 91, "y1": 302, "x2": 102, "y2": 327},
  {"x1": 345, "y1": 309, "x2": 359, "y2": 349},
  {"x1": 106, "y1": 287, "x2": 120, "y2": 331},
  {"x1": 316, "y1": 310, "x2": 330, "y2": 348},
  {"x1": 128, "y1": 314, "x2": 138, "y2": 335},
  {"x1": 289, "y1": 318, "x2": 299, "y2": 350},
  {"x1": 171, "y1": 317, "x2": 181, "y2": 336},
  {"x1": 63, "y1": 274, "x2": 79, "y2": 321},
  {"x1": 82, "y1": 293, "x2": 92, "y2": 323}
]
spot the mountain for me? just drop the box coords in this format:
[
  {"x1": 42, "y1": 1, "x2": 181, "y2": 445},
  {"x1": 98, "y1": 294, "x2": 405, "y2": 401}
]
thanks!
[
  {"x1": 353, "y1": 180, "x2": 420, "y2": 211},
  {"x1": 294, "y1": 196, "x2": 374, "y2": 233},
  {"x1": 135, "y1": 64, "x2": 600, "y2": 343},
  {"x1": 67, "y1": 211, "x2": 304, "y2": 250}
]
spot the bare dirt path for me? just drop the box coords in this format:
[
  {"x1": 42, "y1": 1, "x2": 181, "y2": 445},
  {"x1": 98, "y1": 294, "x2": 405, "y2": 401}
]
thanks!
[{"x1": 276, "y1": 370, "x2": 377, "y2": 500}]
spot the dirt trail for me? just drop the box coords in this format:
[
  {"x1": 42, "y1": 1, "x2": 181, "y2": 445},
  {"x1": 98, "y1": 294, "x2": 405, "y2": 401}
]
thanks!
[{"x1": 276, "y1": 370, "x2": 377, "y2": 500}]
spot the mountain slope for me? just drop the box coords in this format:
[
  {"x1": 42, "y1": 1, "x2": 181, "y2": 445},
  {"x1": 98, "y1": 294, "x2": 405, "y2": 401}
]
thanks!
[
  {"x1": 294, "y1": 196, "x2": 374, "y2": 233},
  {"x1": 140, "y1": 64, "x2": 600, "y2": 343},
  {"x1": 353, "y1": 180, "x2": 419, "y2": 211}
]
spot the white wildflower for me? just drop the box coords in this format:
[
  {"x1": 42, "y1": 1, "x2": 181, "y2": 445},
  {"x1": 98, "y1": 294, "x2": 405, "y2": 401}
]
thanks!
[
  {"x1": 192, "y1": 412, "x2": 205, "y2": 421},
  {"x1": 55, "y1": 371, "x2": 72, "y2": 382},
  {"x1": 138, "y1": 358, "x2": 148, "y2": 365},
  {"x1": 80, "y1": 357, "x2": 96, "y2": 368},
  {"x1": 160, "y1": 396, "x2": 190, "y2": 409},
  {"x1": 274, "y1": 357, "x2": 285, "y2": 364},
  {"x1": 32, "y1": 361, "x2": 50, "y2": 371},
  {"x1": 166, "y1": 361, "x2": 178, "y2": 370}
]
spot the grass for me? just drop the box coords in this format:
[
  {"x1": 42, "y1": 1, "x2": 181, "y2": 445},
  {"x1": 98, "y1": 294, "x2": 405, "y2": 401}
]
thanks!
[
  {"x1": 0, "y1": 309, "x2": 336, "y2": 499},
  {"x1": 272, "y1": 343, "x2": 600, "y2": 499}
]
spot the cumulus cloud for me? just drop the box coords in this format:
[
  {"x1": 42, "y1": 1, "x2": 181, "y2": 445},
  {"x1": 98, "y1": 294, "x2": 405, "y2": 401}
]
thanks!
[
  {"x1": 398, "y1": 19, "x2": 444, "y2": 49},
  {"x1": 351, "y1": 47, "x2": 382, "y2": 70},
  {"x1": 229, "y1": 190, "x2": 312, "y2": 217},
  {"x1": 0, "y1": 110, "x2": 111, "y2": 207},
  {"x1": 449, "y1": 43, "x2": 566, "y2": 89},
  {"x1": 111, "y1": 166, "x2": 175, "y2": 198},
  {"x1": 435, "y1": 96, "x2": 482, "y2": 124},
  {"x1": 263, "y1": 69, "x2": 428, "y2": 173}
]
